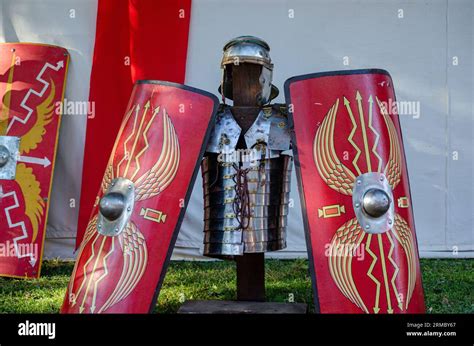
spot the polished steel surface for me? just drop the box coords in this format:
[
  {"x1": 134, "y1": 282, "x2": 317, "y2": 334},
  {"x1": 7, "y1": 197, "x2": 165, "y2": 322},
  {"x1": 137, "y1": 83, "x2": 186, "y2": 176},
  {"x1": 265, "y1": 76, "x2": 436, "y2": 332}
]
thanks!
[
  {"x1": 204, "y1": 215, "x2": 288, "y2": 231},
  {"x1": 221, "y1": 36, "x2": 272, "y2": 69},
  {"x1": 203, "y1": 230, "x2": 242, "y2": 244},
  {"x1": 203, "y1": 180, "x2": 292, "y2": 196},
  {"x1": 204, "y1": 242, "x2": 243, "y2": 256},
  {"x1": 202, "y1": 92, "x2": 292, "y2": 256},
  {"x1": 0, "y1": 145, "x2": 10, "y2": 168},
  {"x1": 206, "y1": 108, "x2": 241, "y2": 154},
  {"x1": 204, "y1": 228, "x2": 286, "y2": 244},
  {"x1": 243, "y1": 239, "x2": 287, "y2": 253},
  {"x1": 203, "y1": 239, "x2": 287, "y2": 256},
  {"x1": 0, "y1": 136, "x2": 20, "y2": 181},
  {"x1": 202, "y1": 152, "x2": 292, "y2": 174},
  {"x1": 352, "y1": 172, "x2": 394, "y2": 234},
  {"x1": 203, "y1": 204, "x2": 289, "y2": 219},
  {"x1": 97, "y1": 177, "x2": 135, "y2": 237},
  {"x1": 99, "y1": 192, "x2": 126, "y2": 221},
  {"x1": 203, "y1": 192, "x2": 291, "y2": 208},
  {"x1": 219, "y1": 36, "x2": 278, "y2": 104},
  {"x1": 202, "y1": 154, "x2": 292, "y2": 255},
  {"x1": 362, "y1": 188, "x2": 391, "y2": 218}
]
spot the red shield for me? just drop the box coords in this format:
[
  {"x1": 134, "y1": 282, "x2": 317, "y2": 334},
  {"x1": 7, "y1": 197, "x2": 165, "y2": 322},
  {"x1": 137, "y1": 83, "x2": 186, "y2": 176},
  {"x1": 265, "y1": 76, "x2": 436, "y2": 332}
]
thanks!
[
  {"x1": 61, "y1": 81, "x2": 218, "y2": 313},
  {"x1": 0, "y1": 43, "x2": 69, "y2": 278},
  {"x1": 285, "y1": 69, "x2": 425, "y2": 313}
]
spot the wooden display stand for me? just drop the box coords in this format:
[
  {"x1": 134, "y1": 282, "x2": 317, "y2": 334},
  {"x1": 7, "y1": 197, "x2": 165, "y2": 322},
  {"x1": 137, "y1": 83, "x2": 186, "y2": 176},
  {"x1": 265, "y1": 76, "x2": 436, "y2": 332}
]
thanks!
[{"x1": 232, "y1": 64, "x2": 266, "y2": 302}]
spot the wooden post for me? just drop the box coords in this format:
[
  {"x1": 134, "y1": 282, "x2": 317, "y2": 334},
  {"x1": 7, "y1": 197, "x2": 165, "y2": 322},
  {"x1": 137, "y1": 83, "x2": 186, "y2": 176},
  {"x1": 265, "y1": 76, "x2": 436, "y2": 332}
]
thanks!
[{"x1": 231, "y1": 63, "x2": 266, "y2": 301}]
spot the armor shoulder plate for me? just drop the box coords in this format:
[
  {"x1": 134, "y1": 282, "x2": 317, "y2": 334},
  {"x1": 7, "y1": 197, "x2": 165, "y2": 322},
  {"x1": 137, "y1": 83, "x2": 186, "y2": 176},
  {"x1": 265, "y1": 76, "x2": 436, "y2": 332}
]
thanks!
[
  {"x1": 244, "y1": 104, "x2": 291, "y2": 152},
  {"x1": 206, "y1": 105, "x2": 241, "y2": 153}
]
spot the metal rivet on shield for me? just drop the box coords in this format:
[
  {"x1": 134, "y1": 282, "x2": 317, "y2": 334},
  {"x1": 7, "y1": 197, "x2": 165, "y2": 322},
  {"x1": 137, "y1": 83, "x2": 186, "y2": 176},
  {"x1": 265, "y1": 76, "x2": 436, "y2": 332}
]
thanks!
[
  {"x1": 357, "y1": 180, "x2": 362, "y2": 185},
  {"x1": 98, "y1": 224, "x2": 102, "y2": 229},
  {"x1": 128, "y1": 185, "x2": 132, "y2": 189},
  {"x1": 388, "y1": 219, "x2": 393, "y2": 225},
  {"x1": 355, "y1": 202, "x2": 360, "y2": 208},
  {"x1": 127, "y1": 207, "x2": 131, "y2": 212},
  {"x1": 365, "y1": 225, "x2": 370, "y2": 230},
  {"x1": 380, "y1": 176, "x2": 384, "y2": 181}
]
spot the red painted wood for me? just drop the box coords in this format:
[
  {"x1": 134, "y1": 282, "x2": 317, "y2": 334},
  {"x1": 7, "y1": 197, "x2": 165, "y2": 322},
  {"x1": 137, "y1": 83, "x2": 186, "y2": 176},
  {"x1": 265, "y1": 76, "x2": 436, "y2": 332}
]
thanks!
[
  {"x1": 287, "y1": 70, "x2": 425, "y2": 313},
  {"x1": 62, "y1": 81, "x2": 217, "y2": 313}
]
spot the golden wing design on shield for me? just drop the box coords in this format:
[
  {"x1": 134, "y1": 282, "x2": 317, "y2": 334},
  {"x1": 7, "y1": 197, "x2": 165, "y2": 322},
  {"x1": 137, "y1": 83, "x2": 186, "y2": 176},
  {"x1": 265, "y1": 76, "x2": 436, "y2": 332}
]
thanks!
[
  {"x1": 314, "y1": 92, "x2": 418, "y2": 313},
  {"x1": 313, "y1": 98, "x2": 356, "y2": 196},
  {"x1": 392, "y1": 214, "x2": 417, "y2": 308},
  {"x1": 68, "y1": 215, "x2": 100, "y2": 303},
  {"x1": 15, "y1": 164, "x2": 44, "y2": 242},
  {"x1": 100, "y1": 105, "x2": 137, "y2": 194},
  {"x1": 134, "y1": 108, "x2": 180, "y2": 201},
  {"x1": 328, "y1": 217, "x2": 368, "y2": 313},
  {"x1": 101, "y1": 164, "x2": 115, "y2": 193},
  {"x1": 88, "y1": 104, "x2": 179, "y2": 313},
  {"x1": 20, "y1": 80, "x2": 56, "y2": 154},
  {"x1": 377, "y1": 97, "x2": 402, "y2": 189},
  {"x1": 10, "y1": 80, "x2": 56, "y2": 243},
  {"x1": 99, "y1": 221, "x2": 148, "y2": 313}
]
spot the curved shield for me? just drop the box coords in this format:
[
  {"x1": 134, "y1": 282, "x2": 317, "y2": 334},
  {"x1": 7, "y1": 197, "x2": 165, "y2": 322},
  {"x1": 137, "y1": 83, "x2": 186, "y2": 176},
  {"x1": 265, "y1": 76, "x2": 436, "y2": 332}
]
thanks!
[
  {"x1": 61, "y1": 81, "x2": 218, "y2": 313},
  {"x1": 285, "y1": 69, "x2": 425, "y2": 313},
  {"x1": 0, "y1": 43, "x2": 69, "y2": 278}
]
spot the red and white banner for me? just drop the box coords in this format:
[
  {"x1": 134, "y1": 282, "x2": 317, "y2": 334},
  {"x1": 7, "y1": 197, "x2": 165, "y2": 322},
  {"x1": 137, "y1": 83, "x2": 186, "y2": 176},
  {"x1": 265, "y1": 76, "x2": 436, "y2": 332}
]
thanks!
[{"x1": 76, "y1": 0, "x2": 192, "y2": 248}]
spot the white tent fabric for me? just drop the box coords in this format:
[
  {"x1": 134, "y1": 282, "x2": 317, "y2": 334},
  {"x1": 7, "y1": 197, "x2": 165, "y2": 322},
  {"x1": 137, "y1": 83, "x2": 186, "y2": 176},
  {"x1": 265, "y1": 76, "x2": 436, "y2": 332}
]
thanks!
[{"x1": 1, "y1": 0, "x2": 472, "y2": 261}]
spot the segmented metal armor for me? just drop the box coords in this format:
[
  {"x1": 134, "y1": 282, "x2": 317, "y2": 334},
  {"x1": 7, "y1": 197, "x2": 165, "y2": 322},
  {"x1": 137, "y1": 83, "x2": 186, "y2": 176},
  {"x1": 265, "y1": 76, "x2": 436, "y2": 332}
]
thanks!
[{"x1": 202, "y1": 36, "x2": 292, "y2": 258}]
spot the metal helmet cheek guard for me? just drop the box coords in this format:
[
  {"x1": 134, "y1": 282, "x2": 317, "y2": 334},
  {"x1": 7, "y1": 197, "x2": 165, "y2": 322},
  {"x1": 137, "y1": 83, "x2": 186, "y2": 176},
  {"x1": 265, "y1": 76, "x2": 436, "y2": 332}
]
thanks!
[{"x1": 218, "y1": 36, "x2": 279, "y2": 105}]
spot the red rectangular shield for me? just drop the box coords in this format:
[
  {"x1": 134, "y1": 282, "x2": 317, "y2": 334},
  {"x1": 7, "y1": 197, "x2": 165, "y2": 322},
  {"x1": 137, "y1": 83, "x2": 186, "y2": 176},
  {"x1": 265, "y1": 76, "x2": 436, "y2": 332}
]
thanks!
[
  {"x1": 62, "y1": 81, "x2": 218, "y2": 313},
  {"x1": 0, "y1": 43, "x2": 69, "y2": 278},
  {"x1": 285, "y1": 69, "x2": 425, "y2": 313}
]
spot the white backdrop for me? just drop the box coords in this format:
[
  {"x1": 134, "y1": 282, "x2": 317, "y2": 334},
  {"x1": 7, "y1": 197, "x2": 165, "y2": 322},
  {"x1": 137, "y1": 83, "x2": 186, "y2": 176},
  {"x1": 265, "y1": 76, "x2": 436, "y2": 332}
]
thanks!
[{"x1": 1, "y1": 0, "x2": 472, "y2": 260}]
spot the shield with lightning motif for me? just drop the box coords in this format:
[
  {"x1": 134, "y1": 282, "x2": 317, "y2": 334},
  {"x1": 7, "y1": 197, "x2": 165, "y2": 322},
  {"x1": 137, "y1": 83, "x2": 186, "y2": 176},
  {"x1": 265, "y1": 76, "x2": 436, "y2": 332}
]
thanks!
[
  {"x1": 285, "y1": 69, "x2": 425, "y2": 313},
  {"x1": 61, "y1": 80, "x2": 218, "y2": 313},
  {"x1": 0, "y1": 43, "x2": 69, "y2": 278}
]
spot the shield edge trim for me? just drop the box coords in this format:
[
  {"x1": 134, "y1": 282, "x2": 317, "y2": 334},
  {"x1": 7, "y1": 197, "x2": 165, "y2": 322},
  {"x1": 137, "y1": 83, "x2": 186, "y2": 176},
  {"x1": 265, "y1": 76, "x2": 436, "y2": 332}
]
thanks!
[
  {"x1": 141, "y1": 80, "x2": 220, "y2": 313},
  {"x1": 283, "y1": 68, "x2": 424, "y2": 312},
  {"x1": 0, "y1": 43, "x2": 70, "y2": 279}
]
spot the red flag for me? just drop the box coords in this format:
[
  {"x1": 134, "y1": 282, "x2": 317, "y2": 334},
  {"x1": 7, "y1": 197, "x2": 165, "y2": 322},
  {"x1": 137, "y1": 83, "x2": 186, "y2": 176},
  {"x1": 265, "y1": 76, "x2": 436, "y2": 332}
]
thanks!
[{"x1": 76, "y1": 0, "x2": 192, "y2": 248}]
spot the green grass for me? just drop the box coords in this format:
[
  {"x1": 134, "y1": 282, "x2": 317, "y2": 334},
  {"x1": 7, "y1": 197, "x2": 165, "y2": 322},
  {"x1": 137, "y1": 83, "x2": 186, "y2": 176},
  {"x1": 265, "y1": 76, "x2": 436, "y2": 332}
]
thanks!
[{"x1": 0, "y1": 259, "x2": 471, "y2": 313}]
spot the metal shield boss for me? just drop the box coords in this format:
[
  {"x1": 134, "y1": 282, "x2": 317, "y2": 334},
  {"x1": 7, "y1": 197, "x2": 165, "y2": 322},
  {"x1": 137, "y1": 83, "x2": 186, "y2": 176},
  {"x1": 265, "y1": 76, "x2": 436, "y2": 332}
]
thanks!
[
  {"x1": 0, "y1": 43, "x2": 69, "y2": 278},
  {"x1": 285, "y1": 69, "x2": 425, "y2": 313},
  {"x1": 62, "y1": 81, "x2": 218, "y2": 313}
]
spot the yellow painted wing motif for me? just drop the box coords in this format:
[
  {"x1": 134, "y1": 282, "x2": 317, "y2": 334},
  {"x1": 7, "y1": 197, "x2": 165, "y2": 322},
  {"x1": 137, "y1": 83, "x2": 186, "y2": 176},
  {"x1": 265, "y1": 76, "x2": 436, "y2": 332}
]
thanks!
[
  {"x1": 15, "y1": 163, "x2": 44, "y2": 242},
  {"x1": 99, "y1": 221, "x2": 148, "y2": 313},
  {"x1": 391, "y1": 214, "x2": 417, "y2": 309},
  {"x1": 377, "y1": 97, "x2": 402, "y2": 189},
  {"x1": 102, "y1": 164, "x2": 114, "y2": 193},
  {"x1": 328, "y1": 217, "x2": 368, "y2": 313},
  {"x1": 20, "y1": 80, "x2": 56, "y2": 154},
  {"x1": 134, "y1": 109, "x2": 180, "y2": 201},
  {"x1": 314, "y1": 98, "x2": 356, "y2": 195},
  {"x1": 68, "y1": 215, "x2": 100, "y2": 302}
]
